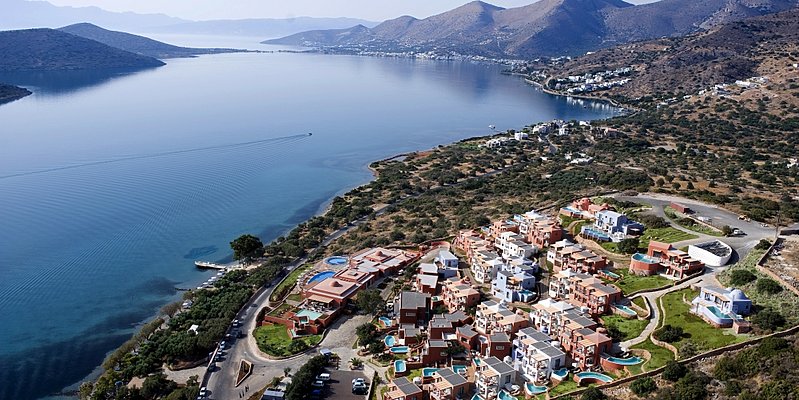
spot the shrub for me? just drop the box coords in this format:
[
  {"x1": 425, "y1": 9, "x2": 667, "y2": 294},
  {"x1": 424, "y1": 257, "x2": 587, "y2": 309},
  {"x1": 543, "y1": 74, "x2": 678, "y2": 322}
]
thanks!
[
  {"x1": 663, "y1": 361, "x2": 688, "y2": 382},
  {"x1": 618, "y1": 238, "x2": 640, "y2": 254},
  {"x1": 631, "y1": 376, "x2": 658, "y2": 397},
  {"x1": 751, "y1": 308, "x2": 786, "y2": 332},
  {"x1": 754, "y1": 239, "x2": 772, "y2": 250},
  {"x1": 581, "y1": 387, "x2": 607, "y2": 400},
  {"x1": 654, "y1": 325, "x2": 684, "y2": 343},
  {"x1": 729, "y1": 269, "x2": 757, "y2": 286},
  {"x1": 756, "y1": 278, "x2": 783, "y2": 294}
]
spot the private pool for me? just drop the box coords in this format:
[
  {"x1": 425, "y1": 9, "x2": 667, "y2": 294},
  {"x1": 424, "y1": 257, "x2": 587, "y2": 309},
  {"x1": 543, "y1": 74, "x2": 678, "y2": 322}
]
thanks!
[
  {"x1": 525, "y1": 383, "x2": 547, "y2": 395},
  {"x1": 497, "y1": 390, "x2": 515, "y2": 400},
  {"x1": 452, "y1": 365, "x2": 467, "y2": 375},
  {"x1": 601, "y1": 270, "x2": 620, "y2": 279},
  {"x1": 390, "y1": 346, "x2": 409, "y2": 354},
  {"x1": 325, "y1": 256, "x2": 348, "y2": 266},
  {"x1": 296, "y1": 309, "x2": 322, "y2": 320},
  {"x1": 384, "y1": 335, "x2": 396, "y2": 347},
  {"x1": 614, "y1": 304, "x2": 637, "y2": 316},
  {"x1": 604, "y1": 356, "x2": 643, "y2": 366},
  {"x1": 394, "y1": 359, "x2": 407, "y2": 373},
  {"x1": 379, "y1": 316, "x2": 393, "y2": 327},
  {"x1": 582, "y1": 227, "x2": 611, "y2": 241},
  {"x1": 552, "y1": 368, "x2": 569, "y2": 380},
  {"x1": 422, "y1": 368, "x2": 439, "y2": 377},
  {"x1": 576, "y1": 371, "x2": 614, "y2": 384},
  {"x1": 632, "y1": 253, "x2": 660, "y2": 264},
  {"x1": 307, "y1": 270, "x2": 335, "y2": 284}
]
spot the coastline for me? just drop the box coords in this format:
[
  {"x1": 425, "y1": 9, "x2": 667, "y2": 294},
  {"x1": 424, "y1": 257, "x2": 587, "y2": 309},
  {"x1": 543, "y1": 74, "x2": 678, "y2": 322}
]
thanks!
[
  {"x1": 81, "y1": 61, "x2": 624, "y2": 395},
  {"x1": 523, "y1": 77, "x2": 638, "y2": 113},
  {"x1": 0, "y1": 83, "x2": 32, "y2": 105}
]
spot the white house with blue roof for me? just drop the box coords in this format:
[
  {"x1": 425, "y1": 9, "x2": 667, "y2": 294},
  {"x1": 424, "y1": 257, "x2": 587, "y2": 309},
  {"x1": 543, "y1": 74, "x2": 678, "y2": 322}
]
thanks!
[{"x1": 691, "y1": 285, "x2": 752, "y2": 327}]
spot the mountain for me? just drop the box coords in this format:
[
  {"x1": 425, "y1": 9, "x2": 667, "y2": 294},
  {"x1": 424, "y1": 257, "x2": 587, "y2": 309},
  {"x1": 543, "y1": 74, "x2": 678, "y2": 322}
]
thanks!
[
  {"x1": 0, "y1": 28, "x2": 165, "y2": 72},
  {"x1": 0, "y1": 0, "x2": 187, "y2": 31},
  {"x1": 0, "y1": 83, "x2": 31, "y2": 104},
  {"x1": 533, "y1": 7, "x2": 799, "y2": 100},
  {"x1": 148, "y1": 17, "x2": 380, "y2": 39},
  {"x1": 58, "y1": 23, "x2": 243, "y2": 59},
  {"x1": 264, "y1": 0, "x2": 799, "y2": 58}
]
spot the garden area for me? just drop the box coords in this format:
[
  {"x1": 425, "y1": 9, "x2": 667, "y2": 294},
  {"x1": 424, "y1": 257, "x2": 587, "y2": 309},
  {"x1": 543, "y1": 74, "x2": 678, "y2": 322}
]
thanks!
[
  {"x1": 638, "y1": 226, "x2": 698, "y2": 247},
  {"x1": 254, "y1": 323, "x2": 322, "y2": 357},
  {"x1": 603, "y1": 268, "x2": 671, "y2": 295},
  {"x1": 270, "y1": 264, "x2": 314, "y2": 302},
  {"x1": 603, "y1": 314, "x2": 649, "y2": 342},
  {"x1": 656, "y1": 288, "x2": 747, "y2": 354},
  {"x1": 663, "y1": 207, "x2": 723, "y2": 237},
  {"x1": 630, "y1": 338, "x2": 675, "y2": 373}
]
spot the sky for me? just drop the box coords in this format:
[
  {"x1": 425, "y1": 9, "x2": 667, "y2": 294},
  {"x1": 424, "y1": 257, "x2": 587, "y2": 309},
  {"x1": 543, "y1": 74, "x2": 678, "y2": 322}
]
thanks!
[{"x1": 41, "y1": 0, "x2": 660, "y2": 21}]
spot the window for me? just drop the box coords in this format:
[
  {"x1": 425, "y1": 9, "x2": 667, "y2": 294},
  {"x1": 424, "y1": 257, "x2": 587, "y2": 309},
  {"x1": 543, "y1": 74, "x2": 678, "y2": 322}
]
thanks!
[
  {"x1": 496, "y1": 346, "x2": 504, "y2": 350},
  {"x1": 407, "y1": 312, "x2": 415, "y2": 317}
]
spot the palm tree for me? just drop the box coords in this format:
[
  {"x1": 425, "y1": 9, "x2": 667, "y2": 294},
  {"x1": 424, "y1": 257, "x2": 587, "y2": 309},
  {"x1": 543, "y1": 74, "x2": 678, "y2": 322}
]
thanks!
[
  {"x1": 283, "y1": 367, "x2": 291, "y2": 377},
  {"x1": 350, "y1": 357, "x2": 363, "y2": 369}
]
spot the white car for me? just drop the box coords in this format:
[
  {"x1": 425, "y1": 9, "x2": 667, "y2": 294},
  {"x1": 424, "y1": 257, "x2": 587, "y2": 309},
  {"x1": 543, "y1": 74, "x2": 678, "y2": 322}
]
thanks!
[
  {"x1": 316, "y1": 373, "x2": 331, "y2": 381},
  {"x1": 352, "y1": 378, "x2": 366, "y2": 385},
  {"x1": 311, "y1": 380, "x2": 325, "y2": 388}
]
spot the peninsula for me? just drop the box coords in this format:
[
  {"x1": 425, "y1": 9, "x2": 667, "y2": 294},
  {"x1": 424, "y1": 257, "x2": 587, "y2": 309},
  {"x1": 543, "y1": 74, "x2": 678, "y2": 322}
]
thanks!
[{"x1": 0, "y1": 83, "x2": 32, "y2": 104}]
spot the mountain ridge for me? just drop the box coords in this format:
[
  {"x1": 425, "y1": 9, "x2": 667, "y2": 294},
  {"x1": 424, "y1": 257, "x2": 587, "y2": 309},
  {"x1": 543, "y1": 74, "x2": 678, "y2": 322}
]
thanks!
[{"x1": 264, "y1": 0, "x2": 799, "y2": 58}]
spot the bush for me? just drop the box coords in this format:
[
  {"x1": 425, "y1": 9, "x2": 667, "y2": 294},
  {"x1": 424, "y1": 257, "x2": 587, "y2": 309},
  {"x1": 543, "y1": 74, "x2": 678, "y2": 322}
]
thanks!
[
  {"x1": 756, "y1": 278, "x2": 783, "y2": 295},
  {"x1": 618, "y1": 238, "x2": 640, "y2": 254},
  {"x1": 654, "y1": 325, "x2": 684, "y2": 343},
  {"x1": 631, "y1": 376, "x2": 657, "y2": 397},
  {"x1": 581, "y1": 387, "x2": 607, "y2": 400},
  {"x1": 754, "y1": 239, "x2": 772, "y2": 250},
  {"x1": 663, "y1": 361, "x2": 688, "y2": 382},
  {"x1": 729, "y1": 269, "x2": 757, "y2": 286},
  {"x1": 751, "y1": 308, "x2": 786, "y2": 331}
]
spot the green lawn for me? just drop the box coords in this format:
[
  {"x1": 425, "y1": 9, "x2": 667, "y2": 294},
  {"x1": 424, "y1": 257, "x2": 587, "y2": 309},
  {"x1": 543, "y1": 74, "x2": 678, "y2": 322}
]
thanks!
[
  {"x1": 571, "y1": 220, "x2": 588, "y2": 235},
  {"x1": 631, "y1": 339, "x2": 675, "y2": 372},
  {"x1": 287, "y1": 293, "x2": 303, "y2": 302},
  {"x1": 270, "y1": 264, "x2": 314, "y2": 302},
  {"x1": 603, "y1": 315, "x2": 649, "y2": 341},
  {"x1": 718, "y1": 248, "x2": 799, "y2": 325},
  {"x1": 254, "y1": 323, "x2": 322, "y2": 357},
  {"x1": 607, "y1": 269, "x2": 671, "y2": 295},
  {"x1": 639, "y1": 227, "x2": 698, "y2": 247},
  {"x1": 632, "y1": 296, "x2": 647, "y2": 310},
  {"x1": 660, "y1": 288, "x2": 747, "y2": 353},
  {"x1": 548, "y1": 379, "x2": 582, "y2": 397}
]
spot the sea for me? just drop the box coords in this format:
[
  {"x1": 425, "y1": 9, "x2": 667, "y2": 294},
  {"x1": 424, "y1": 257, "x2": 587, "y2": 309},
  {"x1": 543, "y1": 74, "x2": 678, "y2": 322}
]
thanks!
[{"x1": 0, "y1": 36, "x2": 621, "y2": 399}]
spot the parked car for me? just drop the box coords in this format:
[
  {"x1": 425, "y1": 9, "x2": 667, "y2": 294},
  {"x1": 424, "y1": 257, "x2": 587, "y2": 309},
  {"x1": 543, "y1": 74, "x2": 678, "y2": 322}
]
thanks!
[
  {"x1": 352, "y1": 382, "x2": 368, "y2": 395},
  {"x1": 312, "y1": 380, "x2": 325, "y2": 389},
  {"x1": 316, "y1": 373, "x2": 331, "y2": 381},
  {"x1": 352, "y1": 378, "x2": 366, "y2": 385}
]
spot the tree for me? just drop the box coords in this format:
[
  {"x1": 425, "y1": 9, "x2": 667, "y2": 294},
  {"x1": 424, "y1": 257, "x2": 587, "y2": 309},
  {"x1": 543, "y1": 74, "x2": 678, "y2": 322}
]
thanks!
[
  {"x1": 356, "y1": 323, "x2": 379, "y2": 346},
  {"x1": 230, "y1": 234, "x2": 263, "y2": 261},
  {"x1": 729, "y1": 269, "x2": 757, "y2": 286},
  {"x1": 283, "y1": 367, "x2": 291, "y2": 377},
  {"x1": 617, "y1": 238, "x2": 640, "y2": 254},
  {"x1": 756, "y1": 278, "x2": 783, "y2": 294},
  {"x1": 141, "y1": 373, "x2": 176, "y2": 400},
  {"x1": 663, "y1": 361, "x2": 688, "y2": 382},
  {"x1": 581, "y1": 387, "x2": 607, "y2": 400},
  {"x1": 356, "y1": 289, "x2": 384, "y2": 315},
  {"x1": 721, "y1": 225, "x2": 734, "y2": 236},
  {"x1": 605, "y1": 324, "x2": 624, "y2": 342},
  {"x1": 751, "y1": 308, "x2": 786, "y2": 331},
  {"x1": 755, "y1": 239, "x2": 772, "y2": 250},
  {"x1": 655, "y1": 325, "x2": 684, "y2": 343},
  {"x1": 631, "y1": 376, "x2": 657, "y2": 397}
]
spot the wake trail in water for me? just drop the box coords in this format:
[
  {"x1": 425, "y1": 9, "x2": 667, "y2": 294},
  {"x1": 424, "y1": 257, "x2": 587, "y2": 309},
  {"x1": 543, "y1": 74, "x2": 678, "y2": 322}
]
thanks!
[{"x1": 0, "y1": 133, "x2": 312, "y2": 180}]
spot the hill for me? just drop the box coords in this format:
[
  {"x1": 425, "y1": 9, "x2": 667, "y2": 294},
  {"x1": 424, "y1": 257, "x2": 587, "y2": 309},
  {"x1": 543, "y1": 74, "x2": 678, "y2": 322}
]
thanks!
[
  {"x1": 264, "y1": 0, "x2": 798, "y2": 58},
  {"x1": 148, "y1": 17, "x2": 380, "y2": 39},
  {"x1": 0, "y1": 0, "x2": 186, "y2": 32},
  {"x1": 0, "y1": 29, "x2": 165, "y2": 72},
  {"x1": 58, "y1": 23, "x2": 242, "y2": 59},
  {"x1": 0, "y1": 83, "x2": 32, "y2": 104}
]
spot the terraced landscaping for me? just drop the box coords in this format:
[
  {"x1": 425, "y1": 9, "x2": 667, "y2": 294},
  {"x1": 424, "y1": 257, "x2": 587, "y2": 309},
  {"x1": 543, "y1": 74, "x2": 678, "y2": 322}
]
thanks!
[
  {"x1": 659, "y1": 288, "x2": 748, "y2": 353},
  {"x1": 604, "y1": 268, "x2": 671, "y2": 295},
  {"x1": 630, "y1": 338, "x2": 675, "y2": 372}
]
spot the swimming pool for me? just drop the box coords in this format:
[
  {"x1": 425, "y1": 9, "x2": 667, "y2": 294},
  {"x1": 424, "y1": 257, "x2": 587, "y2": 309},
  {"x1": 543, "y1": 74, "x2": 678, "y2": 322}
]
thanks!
[
  {"x1": 582, "y1": 227, "x2": 611, "y2": 241},
  {"x1": 632, "y1": 253, "x2": 660, "y2": 264},
  {"x1": 614, "y1": 304, "x2": 637, "y2": 316},
  {"x1": 422, "y1": 368, "x2": 439, "y2": 377},
  {"x1": 295, "y1": 309, "x2": 322, "y2": 320},
  {"x1": 390, "y1": 346, "x2": 409, "y2": 354},
  {"x1": 525, "y1": 383, "x2": 547, "y2": 395},
  {"x1": 452, "y1": 365, "x2": 467, "y2": 375},
  {"x1": 576, "y1": 371, "x2": 614, "y2": 384},
  {"x1": 384, "y1": 335, "x2": 396, "y2": 347},
  {"x1": 605, "y1": 356, "x2": 643, "y2": 365},
  {"x1": 394, "y1": 360, "x2": 407, "y2": 373},
  {"x1": 706, "y1": 305, "x2": 732, "y2": 320},
  {"x1": 552, "y1": 368, "x2": 568, "y2": 380},
  {"x1": 602, "y1": 270, "x2": 620, "y2": 279},
  {"x1": 379, "y1": 316, "x2": 393, "y2": 327},
  {"x1": 325, "y1": 256, "x2": 348, "y2": 266},
  {"x1": 497, "y1": 390, "x2": 515, "y2": 400},
  {"x1": 307, "y1": 270, "x2": 335, "y2": 284},
  {"x1": 473, "y1": 358, "x2": 482, "y2": 366}
]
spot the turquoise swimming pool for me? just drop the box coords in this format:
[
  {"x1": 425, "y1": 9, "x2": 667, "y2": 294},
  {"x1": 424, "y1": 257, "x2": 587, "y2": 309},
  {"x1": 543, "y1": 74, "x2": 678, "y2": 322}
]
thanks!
[
  {"x1": 384, "y1": 335, "x2": 396, "y2": 347},
  {"x1": 605, "y1": 356, "x2": 643, "y2": 365},
  {"x1": 390, "y1": 346, "x2": 409, "y2": 354},
  {"x1": 614, "y1": 304, "x2": 637, "y2": 316},
  {"x1": 394, "y1": 360, "x2": 407, "y2": 373},
  {"x1": 576, "y1": 371, "x2": 613, "y2": 383},
  {"x1": 307, "y1": 270, "x2": 335, "y2": 284},
  {"x1": 295, "y1": 309, "x2": 322, "y2": 320},
  {"x1": 379, "y1": 316, "x2": 393, "y2": 327},
  {"x1": 325, "y1": 256, "x2": 348, "y2": 266},
  {"x1": 552, "y1": 368, "x2": 568, "y2": 380},
  {"x1": 423, "y1": 368, "x2": 439, "y2": 377},
  {"x1": 525, "y1": 383, "x2": 547, "y2": 395},
  {"x1": 632, "y1": 253, "x2": 660, "y2": 264},
  {"x1": 452, "y1": 365, "x2": 467, "y2": 375},
  {"x1": 602, "y1": 270, "x2": 620, "y2": 279}
]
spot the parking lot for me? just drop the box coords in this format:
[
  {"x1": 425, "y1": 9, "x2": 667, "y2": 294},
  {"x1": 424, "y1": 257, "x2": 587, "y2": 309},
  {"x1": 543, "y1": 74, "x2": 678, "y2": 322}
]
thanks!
[{"x1": 321, "y1": 370, "x2": 369, "y2": 400}]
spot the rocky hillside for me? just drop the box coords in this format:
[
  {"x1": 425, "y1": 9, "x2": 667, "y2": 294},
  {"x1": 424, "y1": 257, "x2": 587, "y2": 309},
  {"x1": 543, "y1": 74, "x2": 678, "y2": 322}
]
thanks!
[
  {"x1": 0, "y1": 29, "x2": 165, "y2": 72},
  {"x1": 263, "y1": 0, "x2": 798, "y2": 58},
  {"x1": 526, "y1": 7, "x2": 799, "y2": 101},
  {"x1": 58, "y1": 23, "x2": 242, "y2": 59}
]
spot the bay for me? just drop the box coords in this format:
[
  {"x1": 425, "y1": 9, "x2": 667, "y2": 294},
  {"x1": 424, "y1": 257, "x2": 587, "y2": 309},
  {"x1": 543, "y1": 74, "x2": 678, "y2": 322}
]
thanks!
[{"x1": 0, "y1": 49, "x2": 619, "y2": 399}]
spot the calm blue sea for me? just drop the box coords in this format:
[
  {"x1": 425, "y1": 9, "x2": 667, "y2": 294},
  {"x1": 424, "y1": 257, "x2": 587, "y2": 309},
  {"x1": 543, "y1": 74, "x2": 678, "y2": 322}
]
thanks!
[{"x1": 0, "y1": 48, "x2": 619, "y2": 399}]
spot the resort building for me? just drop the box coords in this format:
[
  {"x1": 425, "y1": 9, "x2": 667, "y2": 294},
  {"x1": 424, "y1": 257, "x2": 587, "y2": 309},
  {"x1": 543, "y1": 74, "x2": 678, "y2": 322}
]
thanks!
[
  {"x1": 429, "y1": 368, "x2": 470, "y2": 400},
  {"x1": 516, "y1": 210, "x2": 564, "y2": 249},
  {"x1": 491, "y1": 263, "x2": 536, "y2": 303},
  {"x1": 395, "y1": 291, "x2": 432, "y2": 325},
  {"x1": 547, "y1": 240, "x2": 607, "y2": 274},
  {"x1": 691, "y1": 285, "x2": 752, "y2": 328},
  {"x1": 488, "y1": 220, "x2": 520, "y2": 242},
  {"x1": 471, "y1": 250, "x2": 504, "y2": 284},
  {"x1": 688, "y1": 240, "x2": 733, "y2": 267},
  {"x1": 495, "y1": 231, "x2": 535, "y2": 260},
  {"x1": 456, "y1": 325, "x2": 480, "y2": 351},
  {"x1": 454, "y1": 230, "x2": 490, "y2": 261},
  {"x1": 349, "y1": 247, "x2": 419, "y2": 276},
  {"x1": 559, "y1": 198, "x2": 611, "y2": 220},
  {"x1": 529, "y1": 298, "x2": 576, "y2": 335},
  {"x1": 566, "y1": 273, "x2": 622, "y2": 317},
  {"x1": 565, "y1": 328, "x2": 612, "y2": 370},
  {"x1": 384, "y1": 377, "x2": 424, "y2": 400},
  {"x1": 480, "y1": 332, "x2": 512, "y2": 359},
  {"x1": 302, "y1": 267, "x2": 376, "y2": 309},
  {"x1": 421, "y1": 339, "x2": 450, "y2": 366},
  {"x1": 581, "y1": 210, "x2": 643, "y2": 243},
  {"x1": 398, "y1": 324, "x2": 422, "y2": 346},
  {"x1": 415, "y1": 273, "x2": 439, "y2": 295},
  {"x1": 475, "y1": 356, "x2": 516, "y2": 400},
  {"x1": 513, "y1": 328, "x2": 566, "y2": 384},
  {"x1": 475, "y1": 301, "x2": 529, "y2": 336},
  {"x1": 441, "y1": 278, "x2": 481, "y2": 312},
  {"x1": 435, "y1": 250, "x2": 460, "y2": 269},
  {"x1": 629, "y1": 241, "x2": 704, "y2": 278}
]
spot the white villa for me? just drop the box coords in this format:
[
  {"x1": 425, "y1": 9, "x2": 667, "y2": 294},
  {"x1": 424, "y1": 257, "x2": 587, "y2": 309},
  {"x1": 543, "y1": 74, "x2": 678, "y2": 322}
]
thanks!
[
  {"x1": 492, "y1": 262, "x2": 536, "y2": 303},
  {"x1": 475, "y1": 356, "x2": 517, "y2": 400},
  {"x1": 513, "y1": 327, "x2": 566, "y2": 384},
  {"x1": 691, "y1": 285, "x2": 752, "y2": 328},
  {"x1": 495, "y1": 231, "x2": 536, "y2": 260}
]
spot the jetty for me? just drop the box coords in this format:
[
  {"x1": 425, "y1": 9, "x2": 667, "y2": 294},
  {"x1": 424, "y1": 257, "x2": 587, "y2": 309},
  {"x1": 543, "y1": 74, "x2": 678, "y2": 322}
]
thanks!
[{"x1": 195, "y1": 261, "x2": 231, "y2": 270}]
